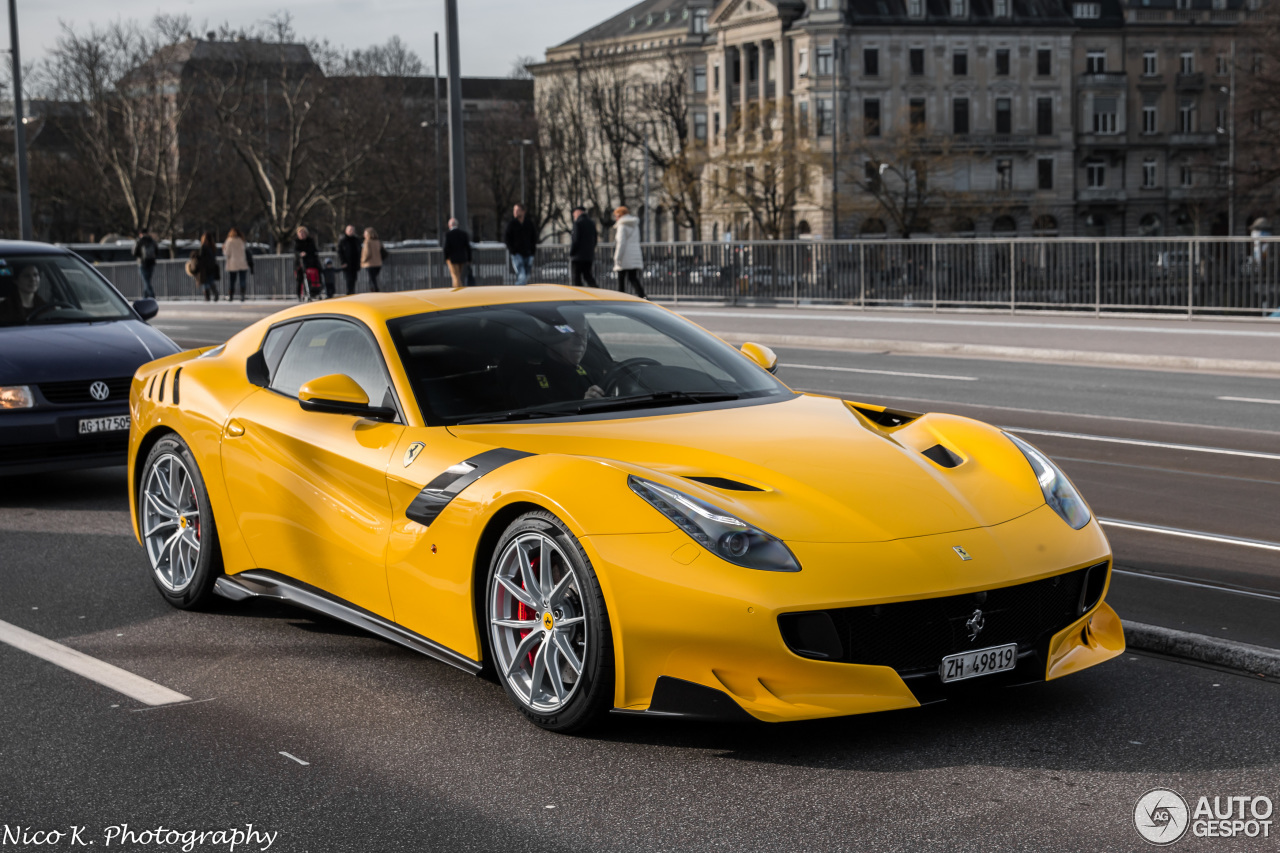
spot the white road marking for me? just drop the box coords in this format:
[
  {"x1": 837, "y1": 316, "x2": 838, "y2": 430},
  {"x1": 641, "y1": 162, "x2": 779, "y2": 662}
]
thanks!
[
  {"x1": 784, "y1": 363, "x2": 979, "y2": 381},
  {"x1": 1112, "y1": 569, "x2": 1280, "y2": 603},
  {"x1": 1010, "y1": 428, "x2": 1280, "y2": 462},
  {"x1": 279, "y1": 751, "x2": 310, "y2": 766},
  {"x1": 0, "y1": 619, "x2": 191, "y2": 706},
  {"x1": 1218, "y1": 395, "x2": 1280, "y2": 406},
  {"x1": 1100, "y1": 519, "x2": 1280, "y2": 554}
]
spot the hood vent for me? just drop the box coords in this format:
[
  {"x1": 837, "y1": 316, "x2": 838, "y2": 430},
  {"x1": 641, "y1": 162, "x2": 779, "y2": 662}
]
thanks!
[
  {"x1": 853, "y1": 405, "x2": 919, "y2": 428},
  {"x1": 684, "y1": 475, "x2": 763, "y2": 492},
  {"x1": 921, "y1": 444, "x2": 963, "y2": 469}
]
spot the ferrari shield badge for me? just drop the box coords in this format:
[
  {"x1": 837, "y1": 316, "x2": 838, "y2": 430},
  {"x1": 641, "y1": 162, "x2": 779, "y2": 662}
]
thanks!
[
  {"x1": 953, "y1": 546, "x2": 973, "y2": 561},
  {"x1": 403, "y1": 442, "x2": 426, "y2": 468}
]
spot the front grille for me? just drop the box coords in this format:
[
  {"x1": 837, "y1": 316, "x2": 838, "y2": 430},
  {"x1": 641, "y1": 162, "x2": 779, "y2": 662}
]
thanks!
[
  {"x1": 0, "y1": 434, "x2": 129, "y2": 465},
  {"x1": 780, "y1": 563, "x2": 1107, "y2": 676},
  {"x1": 37, "y1": 377, "x2": 132, "y2": 405}
]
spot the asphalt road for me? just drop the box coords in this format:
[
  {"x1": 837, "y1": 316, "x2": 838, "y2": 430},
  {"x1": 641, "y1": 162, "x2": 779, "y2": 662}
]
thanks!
[{"x1": 2, "y1": 305, "x2": 1278, "y2": 852}]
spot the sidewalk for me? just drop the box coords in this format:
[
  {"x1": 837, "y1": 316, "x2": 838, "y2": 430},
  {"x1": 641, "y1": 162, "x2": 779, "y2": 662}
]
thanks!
[{"x1": 155, "y1": 297, "x2": 1280, "y2": 375}]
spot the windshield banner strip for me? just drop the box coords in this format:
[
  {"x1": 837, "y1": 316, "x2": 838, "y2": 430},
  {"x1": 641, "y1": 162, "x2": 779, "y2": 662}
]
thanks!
[{"x1": 406, "y1": 448, "x2": 535, "y2": 527}]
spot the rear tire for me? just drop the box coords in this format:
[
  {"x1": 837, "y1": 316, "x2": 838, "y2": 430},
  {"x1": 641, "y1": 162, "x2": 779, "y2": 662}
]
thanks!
[
  {"x1": 486, "y1": 510, "x2": 614, "y2": 733},
  {"x1": 139, "y1": 434, "x2": 222, "y2": 609}
]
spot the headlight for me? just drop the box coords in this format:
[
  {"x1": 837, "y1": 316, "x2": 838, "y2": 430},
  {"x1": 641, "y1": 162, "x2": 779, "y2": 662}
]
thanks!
[
  {"x1": 1006, "y1": 433, "x2": 1091, "y2": 530},
  {"x1": 0, "y1": 385, "x2": 34, "y2": 409},
  {"x1": 628, "y1": 475, "x2": 800, "y2": 572}
]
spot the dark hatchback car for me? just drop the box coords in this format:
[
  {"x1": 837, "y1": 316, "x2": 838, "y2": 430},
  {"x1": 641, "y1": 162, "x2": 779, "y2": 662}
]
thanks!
[{"x1": 0, "y1": 241, "x2": 179, "y2": 475}]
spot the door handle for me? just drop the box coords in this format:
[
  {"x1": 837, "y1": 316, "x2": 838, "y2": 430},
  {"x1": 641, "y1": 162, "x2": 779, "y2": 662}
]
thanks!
[{"x1": 225, "y1": 419, "x2": 245, "y2": 437}]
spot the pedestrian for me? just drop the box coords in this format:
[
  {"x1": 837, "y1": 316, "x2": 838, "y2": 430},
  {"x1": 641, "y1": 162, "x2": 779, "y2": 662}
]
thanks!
[
  {"x1": 503, "y1": 203, "x2": 538, "y2": 285},
  {"x1": 611, "y1": 206, "x2": 646, "y2": 299},
  {"x1": 194, "y1": 231, "x2": 220, "y2": 302},
  {"x1": 337, "y1": 224, "x2": 362, "y2": 295},
  {"x1": 361, "y1": 227, "x2": 386, "y2": 292},
  {"x1": 293, "y1": 226, "x2": 321, "y2": 301},
  {"x1": 443, "y1": 217, "x2": 473, "y2": 288},
  {"x1": 321, "y1": 258, "x2": 337, "y2": 299},
  {"x1": 223, "y1": 227, "x2": 253, "y2": 302},
  {"x1": 569, "y1": 206, "x2": 598, "y2": 288},
  {"x1": 132, "y1": 229, "x2": 158, "y2": 299}
]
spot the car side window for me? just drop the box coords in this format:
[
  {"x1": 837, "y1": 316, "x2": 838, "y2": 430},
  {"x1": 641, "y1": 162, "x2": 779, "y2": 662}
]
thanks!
[{"x1": 270, "y1": 318, "x2": 395, "y2": 410}]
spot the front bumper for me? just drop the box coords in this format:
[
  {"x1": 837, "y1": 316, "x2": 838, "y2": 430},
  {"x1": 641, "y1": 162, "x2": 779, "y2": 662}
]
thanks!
[
  {"x1": 583, "y1": 504, "x2": 1124, "y2": 723},
  {"x1": 0, "y1": 405, "x2": 131, "y2": 475}
]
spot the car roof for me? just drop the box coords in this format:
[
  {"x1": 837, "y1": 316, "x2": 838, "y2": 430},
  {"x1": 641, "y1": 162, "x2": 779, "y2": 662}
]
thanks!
[{"x1": 0, "y1": 240, "x2": 73, "y2": 256}]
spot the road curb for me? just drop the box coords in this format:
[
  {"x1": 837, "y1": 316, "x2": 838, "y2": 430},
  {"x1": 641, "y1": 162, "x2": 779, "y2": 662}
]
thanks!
[
  {"x1": 1124, "y1": 621, "x2": 1280, "y2": 678},
  {"x1": 714, "y1": 332, "x2": 1280, "y2": 376}
]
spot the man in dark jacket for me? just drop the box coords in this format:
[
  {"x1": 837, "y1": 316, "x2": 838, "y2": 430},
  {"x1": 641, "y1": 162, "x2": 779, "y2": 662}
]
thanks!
[
  {"x1": 569, "y1": 207, "x2": 598, "y2": 288},
  {"x1": 132, "y1": 230, "x2": 158, "y2": 298},
  {"x1": 502, "y1": 204, "x2": 538, "y2": 285},
  {"x1": 336, "y1": 225, "x2": 362, "y2": 296},
  {"x1": 442, "y1": 218, "x2": 472, "y2": 287}
]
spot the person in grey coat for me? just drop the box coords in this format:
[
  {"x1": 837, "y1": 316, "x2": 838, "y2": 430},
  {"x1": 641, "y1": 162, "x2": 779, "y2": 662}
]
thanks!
[{"x1": 611, "y1": 206, "x2": 646, "y2": 299}]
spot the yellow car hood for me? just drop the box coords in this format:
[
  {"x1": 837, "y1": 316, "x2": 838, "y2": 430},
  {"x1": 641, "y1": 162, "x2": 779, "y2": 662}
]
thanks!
[{"x1": 448, "y1": 394, "x2": 1045, "y2": 543}]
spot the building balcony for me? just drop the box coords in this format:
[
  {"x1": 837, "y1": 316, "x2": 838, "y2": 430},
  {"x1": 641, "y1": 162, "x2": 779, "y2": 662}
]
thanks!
[
  {"x1": 1168, "y1": 132, "x2": 1219, "y2": 146},
  {"x1": 1176, "y1": 72, "x2": 1205, "y2": 91},
  {"x1": 1136, "y1": 74, "x2": 1166, "y2": 89},
  {"x1": 1077, "y1": 132, "x2": 1127, "y2": 148},
  {"x1": 1169, "y1": 186, "x2": 1220, "y2": 201},
  {"x1": 1077, "y1": 72, "x2": 1127, "y2": 89},
  {"x1": 1076, "y1": 188, "x2": 1127, "y2": 203}
]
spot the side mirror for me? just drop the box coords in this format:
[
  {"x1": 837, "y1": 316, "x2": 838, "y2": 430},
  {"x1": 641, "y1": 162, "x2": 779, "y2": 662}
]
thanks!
[
  {"x1": 740, "y1": 342, "x2": 778, "y2": 374},
  {"x1": 133, "y1": 298, "x2": 159, "y2": 321},
  {"x1": 298, "y1": 374, "x2": 396, "y2": 420}
]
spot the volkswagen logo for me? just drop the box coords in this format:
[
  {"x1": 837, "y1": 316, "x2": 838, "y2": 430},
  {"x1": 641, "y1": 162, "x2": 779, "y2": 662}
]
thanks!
[
  {"x1": 89, "y1": 381, "x2": 110, "y2": 401},
  {"x1": 965, "y1": 608, "x2": 985, "y2": 641}
]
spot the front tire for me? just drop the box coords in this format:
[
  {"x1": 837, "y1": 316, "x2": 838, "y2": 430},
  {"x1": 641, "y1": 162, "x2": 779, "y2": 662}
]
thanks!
[
  {"x1": 139, "y1": 434, "x2": 222, "y2": 609},
  {"x1": 487, "y1": 510, "x2": 614, "y2": 733}
]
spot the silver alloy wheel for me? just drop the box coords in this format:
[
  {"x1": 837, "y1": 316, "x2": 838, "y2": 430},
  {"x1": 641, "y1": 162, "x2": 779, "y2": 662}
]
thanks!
[
  {"x1": 490, "y1": 531, "x2": 589, "y2": 714},
  {"x1": 141, "y1": 451, "x2": 203, "y2": 592}
]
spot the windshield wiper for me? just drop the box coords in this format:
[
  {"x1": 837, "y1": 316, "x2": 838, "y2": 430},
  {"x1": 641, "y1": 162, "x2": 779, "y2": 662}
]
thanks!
[{"x1": 453, "y1": 391, "x2": 742, "y2": 425}]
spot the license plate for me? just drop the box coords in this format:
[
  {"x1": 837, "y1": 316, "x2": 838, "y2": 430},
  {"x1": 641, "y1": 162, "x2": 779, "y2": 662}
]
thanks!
[
  {"x1": 78, "y1": 415, "x2": 130, "y2": 434},
  {"x1": 939, "y1": 643, "x2": 1019, "y2": 683}
]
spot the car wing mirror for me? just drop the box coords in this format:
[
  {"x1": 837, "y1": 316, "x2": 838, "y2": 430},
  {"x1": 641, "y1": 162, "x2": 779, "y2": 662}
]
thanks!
[
  {"x1": 740, "y1": 342, "x2": 778, "y2": 374},
  {"x1": 133, "y1": 298, "x2": 159, "y2": 321},
  {"x1": 298, "y1": 373, "x2": 396, "y2": 420}
]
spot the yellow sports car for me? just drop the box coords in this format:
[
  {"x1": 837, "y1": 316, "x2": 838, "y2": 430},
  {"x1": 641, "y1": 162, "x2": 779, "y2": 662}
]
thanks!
[{"x1": 128, "y1": 286, "x2": 1123, "y2": 732}]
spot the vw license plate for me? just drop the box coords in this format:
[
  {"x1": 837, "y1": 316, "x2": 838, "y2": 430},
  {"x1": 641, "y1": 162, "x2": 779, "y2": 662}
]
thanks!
[
  {"x1": 78, "y1": 415, "x2": 130, "y2": 434},
  {"x1": 939, "y1": 643, "x2": 1018, "y2": 683}
]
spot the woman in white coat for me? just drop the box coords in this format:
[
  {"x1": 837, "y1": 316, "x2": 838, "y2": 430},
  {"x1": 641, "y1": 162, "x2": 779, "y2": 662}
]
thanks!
[{"x1": 611, "y1": 206, "x2": 647, "y2": 299}]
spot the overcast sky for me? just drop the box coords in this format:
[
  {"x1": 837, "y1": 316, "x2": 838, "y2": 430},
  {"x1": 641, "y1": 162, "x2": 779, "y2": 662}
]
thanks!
[{"x1": 12, "y1": 0, "x2": 638, "y2": 77}]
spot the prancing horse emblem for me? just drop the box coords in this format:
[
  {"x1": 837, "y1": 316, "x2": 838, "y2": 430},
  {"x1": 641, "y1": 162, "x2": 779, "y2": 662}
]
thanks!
[
  {"x1": 403, "y1": 441, "x2": 426, "y2": 468},
  {"x1": 953, "y1": 546, "x2": 972, "y2": 561},
  {"x1": 966, "y1": 609, "x2": 985, "y2": 641}
]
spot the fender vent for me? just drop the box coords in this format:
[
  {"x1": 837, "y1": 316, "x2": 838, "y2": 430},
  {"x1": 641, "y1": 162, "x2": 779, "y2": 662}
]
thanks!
[
  {"x1": 172, "y1": 368, "x2": 182, "y2": 405},
  {"x1": 921, "y1": 444, "x2": 963, "y2": 468},
  {"x1": 684, "y1": 476, "x2": 763, "y2": 492}
]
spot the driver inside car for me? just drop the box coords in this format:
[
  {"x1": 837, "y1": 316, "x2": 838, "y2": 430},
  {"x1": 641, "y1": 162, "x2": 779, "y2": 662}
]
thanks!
[
  {"x1": 15, "y1": 266, "x2": 47, "y2": 320},
  {"x1": 501, "y1": 311, "x2": 607, "y2": 410}
]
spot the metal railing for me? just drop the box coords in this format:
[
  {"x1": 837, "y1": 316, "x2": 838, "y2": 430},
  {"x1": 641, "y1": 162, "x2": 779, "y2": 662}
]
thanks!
[{"x1": 92, "y1": 237, "x2": 1280, "y2": 317}]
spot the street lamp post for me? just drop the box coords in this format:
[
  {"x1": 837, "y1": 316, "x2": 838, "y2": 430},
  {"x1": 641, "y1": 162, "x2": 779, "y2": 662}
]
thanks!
[
  {"x1": 444, "y1": 0, "x2": 468, "y2": 231},
  {"x1": 509, "y1": 138, "x2": 533, "y2": 205},
  {"x1": 8, "y1": 0, "x2": 32, "y2": 240},
  {"x1": 433, "y1": 32, "x2": 442, "y2": 241}
]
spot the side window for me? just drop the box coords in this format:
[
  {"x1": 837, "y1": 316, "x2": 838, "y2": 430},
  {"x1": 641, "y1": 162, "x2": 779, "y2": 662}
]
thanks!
[{"x1": 270, "y1": 318, "x2": 394, "y2": 410}]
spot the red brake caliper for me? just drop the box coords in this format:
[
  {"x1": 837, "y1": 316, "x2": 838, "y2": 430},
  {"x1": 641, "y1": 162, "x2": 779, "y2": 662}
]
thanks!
[{"x1": 516, "y1": 555, "x2": 540, "y2": 667}]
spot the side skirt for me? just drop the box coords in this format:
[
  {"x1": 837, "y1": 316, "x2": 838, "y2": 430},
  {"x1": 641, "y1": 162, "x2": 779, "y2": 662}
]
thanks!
[{"x1": 214, "y1": 570, "x2": 483, "y2": 676}]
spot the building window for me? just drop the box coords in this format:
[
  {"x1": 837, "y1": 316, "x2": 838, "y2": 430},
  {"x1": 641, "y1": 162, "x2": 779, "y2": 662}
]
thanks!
[
  {"x1": 1086, "y1": 160, "x2": 1106, "y2": 188},
  {"x1": 693, "y1": 9, "x2": 709, "y2": 33},
  {"x1": 1143, "y1": 51, "x2": 1158, "y2": 76},
  {"x1": 953, "y1": 51, "x2": 968, "y2": 76},
  {"x1": 694, "y1": 112, "x2": 708, "y2": 140},
  {"x1": 815, "y1": 0, "x2": 833, "y2": 8},
  {"x1": 909, "y1": 98, "x2": 926, "y2": 131},
  {"x1": 994, "y1": 0, "x2": 1011, "y2": 16},
  {"x1": 1216, "y1": 54, "x2": 1229, "y2": 76},
  {"x1": 817, "y1": 46, "x2": 833, "y2": 76},
  {"x1": 996, "y1": 49, "x2": 1010, "y2": 76},
  {"x1": 817, "y1": 96, "x2": 834, "y2": 136},
  {"x1": 1086, "y1": 50, "x2": 1106, "y2": 74},
  {"x1": 910, "y1": 48, "x2": 925, "y2": 76},
  {"x1": 1074, "y1": 3, "x2": 1101, "y2": 17},
  {"x1": 1217, "y1": 161, "x2": 1229, "y2": 184},
  {"x1": 1216, "y1": 106, "x2": 1227, "y2": 132},
  {"x1": 1180, "y1": 52, "x2": 1195, "y2": 75},
  {"x1": 797, "y1": 49, "x2": 809, "y2": 78},
  {"x1": 997, "y1": 159, "x2": 1013, "y2": 191},
  {"x1": 953, "y1": 97, "x2": 970, "y2": 134},
  {"x1": 1180, "y1": 164, "x2": 1194, "y2": 186},
  {"x1": 908, "y1": 0, "x2": 925, "y2": 16},
  {"x1": 954, "y1": 162, "x2": 970, "y2": 191},
  {"x1": 865, "y1": 161, "x2": 882, "y2": 192},
  {"x1": 1143, "y1": 158, "x2": 1158, "y2": 187},
  {"x1": 714, "y1": 111, "x2": 721, "y2": 137},
  {"x1": 864, "y1": 99, "x2": 881, "y2": 136},
  {"x1": 1038, "y1": 48, "x2": 1053, "y2": 76},
  {"x1": 798, "y1": 101, "x2": 809, "y2": 136},
  {"x1": 1038, "y1": 158, "x2": 1054, "y2": 190},
  {"x1": 996, "y1": 98, "x2": 1012, "y2": 134},
  {"x1": 1143, "y1": 104, "x2": 1158, "y2": 134},
  {"x1": 1179, "y1": 100, "x2": 1196, "y2": 133},
  {"x1": 694, "y1": 66, "x2": 707, "y2": 93},
  {"x1": 864, "y1": 48, "x2": 879, "y2": 77},
  {"x1": 951, "y1": 0, "x2": 967, "y2": 17},
  {"x1": 1092, "y1": 97, "x2": 1118, "y2": 134},
  {"x1": 1036, "y1": 97, "x2": 1053, "y2": 135}
]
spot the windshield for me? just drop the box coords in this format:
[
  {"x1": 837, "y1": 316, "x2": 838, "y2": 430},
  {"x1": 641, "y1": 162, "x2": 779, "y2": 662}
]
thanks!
[
  {"x1": 0, "y1": 254, "x2": 135, "y2": 327},
  {"x1": 388, "y1": 301, "x2": 791, "y2": 425}
]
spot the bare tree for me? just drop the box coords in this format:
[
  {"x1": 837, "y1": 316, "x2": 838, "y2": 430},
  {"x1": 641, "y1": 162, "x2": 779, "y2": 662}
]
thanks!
[
  {"x1": 631, "y1": 52, "x2": 706, "y2": 239},
  {"x1": 841, "y1": 111, "x2": 958, "y2": 238}
]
